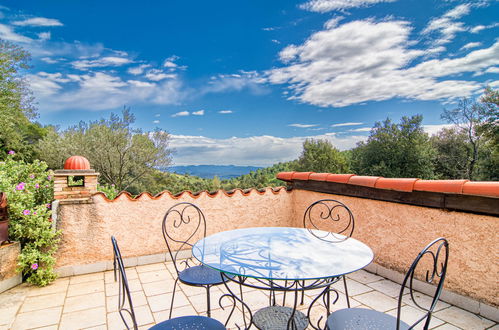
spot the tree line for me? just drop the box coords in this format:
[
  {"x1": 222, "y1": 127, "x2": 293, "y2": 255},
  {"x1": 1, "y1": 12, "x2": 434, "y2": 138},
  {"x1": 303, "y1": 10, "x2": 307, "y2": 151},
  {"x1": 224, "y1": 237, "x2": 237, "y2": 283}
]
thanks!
[{"x1": 1, "y1": 39, "x2": 498, "y2": 197}]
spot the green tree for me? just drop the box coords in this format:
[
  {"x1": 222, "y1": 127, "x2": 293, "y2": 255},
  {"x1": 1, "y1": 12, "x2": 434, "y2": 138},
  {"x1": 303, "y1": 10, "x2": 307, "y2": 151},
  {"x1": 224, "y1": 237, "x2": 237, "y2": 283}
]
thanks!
[
  {"x1": 36, "y1": 108, "x2": 173, "y2": 191},
  {"x1": 0, "y1": 40, "x2": 46, "y2": 161},
  {"x1": 351, "y1": 115, "x2": 436, "y2": 178},
  {"x1": 294, "y1": 139, "x2": 349, "y2": 173},
  {"x1": 431, "y1": 127, "x2": 470, "y2": 179}
]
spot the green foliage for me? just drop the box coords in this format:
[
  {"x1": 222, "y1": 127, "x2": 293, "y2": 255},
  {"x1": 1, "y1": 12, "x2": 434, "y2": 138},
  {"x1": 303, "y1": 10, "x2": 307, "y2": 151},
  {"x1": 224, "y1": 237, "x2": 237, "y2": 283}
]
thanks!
[
  {"x1": 37, "y1": 108, "x2": 173, "y2": 191},
  {"x1": 294, "y1": 139, "x2": 349, "y2": 173},
  {"x1": 0, "y1": 40, "x2": 46, "y2": 161},
  {"x1": 351, "y1": 115, "x2": 436, "y2": 179},
  {"x1": 431, "y1": 127, "x2": 470, "y2": 179},
  {"x1": 0, "y1": 152, "x2": 59, "y2": 286},
  {"x1": 97, "y1": 183, "x2": 119, "y2": 200}
]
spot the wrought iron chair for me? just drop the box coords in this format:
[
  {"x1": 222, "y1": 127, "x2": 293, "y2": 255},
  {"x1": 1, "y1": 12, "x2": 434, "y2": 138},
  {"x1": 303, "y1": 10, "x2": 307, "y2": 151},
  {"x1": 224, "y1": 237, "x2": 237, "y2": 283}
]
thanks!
[
  {"x1": 302, "y1": 199, "x2": 355, "y2": 307},
  {"x1": 326, "y1": 237, "x2": 449, "y2": 330},
  {"x1": 111, "y1": 236, "x2": 226, "y2": 330},
  {"x1": 162, "y1": 202, "x2": 232, "y2": 319}
]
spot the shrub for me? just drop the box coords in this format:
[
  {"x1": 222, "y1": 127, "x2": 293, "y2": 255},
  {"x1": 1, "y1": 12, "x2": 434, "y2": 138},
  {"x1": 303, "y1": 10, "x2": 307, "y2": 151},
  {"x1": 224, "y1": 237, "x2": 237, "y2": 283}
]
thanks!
[
  {"x1": 0, "y1": 152, "x2": 59, "y2": 286},
  {"x1": 97, "y1": 183, "x2": 119, "y2": 200}
]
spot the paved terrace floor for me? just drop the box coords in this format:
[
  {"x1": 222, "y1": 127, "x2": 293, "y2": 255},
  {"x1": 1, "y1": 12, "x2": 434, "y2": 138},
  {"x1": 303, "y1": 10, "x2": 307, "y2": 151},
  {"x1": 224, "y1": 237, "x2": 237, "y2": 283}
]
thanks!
[{"x1": 0, "y1": 261, "x2": 496, "y2": 330}]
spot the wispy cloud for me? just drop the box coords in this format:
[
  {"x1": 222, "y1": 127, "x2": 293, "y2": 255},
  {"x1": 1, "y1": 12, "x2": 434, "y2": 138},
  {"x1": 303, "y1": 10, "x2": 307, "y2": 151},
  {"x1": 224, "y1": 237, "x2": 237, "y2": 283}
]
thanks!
[
  {"x1": 218, "y1": 110, "x2": 233, "y2": 114},
  {"x1": 13, "y1": 17, "x2": 63, "y2": 27},
  {"x1": 460, "y1": 42, "x2": 482, "y2": 51},
  {"x1": 470, "y1": 22, "x2": 499, "y2": 34},
  {"x1": 171, "y1": 111, "x2": 190, "y2": 117},
  {"x1": 202, "y1": 71, "x2": 268, "y2": 95},
  {"x1": 422, "y1": 3, "x2": 471, "y2": 46},
  {"x1": 72, "y1": 56, "x2": 133, "y2": 69},
  {"x1": 145, "y1": 69, "x2": 176, "y2": 81},
  {"x1": 289, "y1": 123, "x2": 318, "y2": 128},
  {"x1": 192, "y1": 110, "x2": 205, "y2": 116},
  {"x1": 128, "y1": 64, "x2": 151, "y2": 75},
  {"x1": 0, "y1": 23, "x2": 32, "y2": 43},
  {"x1": 348, "y1": 127, "x2": 371, "y2": 132},
  {"x1": 331, "y1": 122, "x2": 363, "y2": 127},
  {"x1": 300, "y1": 0, "x2": 397, "y2": 12},
  {"x1": 153, "y1": 120, "x2": 160, "y2": 124}
]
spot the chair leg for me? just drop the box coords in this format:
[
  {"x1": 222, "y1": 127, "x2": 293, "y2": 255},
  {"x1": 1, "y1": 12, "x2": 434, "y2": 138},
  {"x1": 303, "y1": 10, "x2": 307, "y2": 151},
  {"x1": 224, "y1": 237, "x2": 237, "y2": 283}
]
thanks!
[
  {"x1": 342, "y1": 276, "x2": 351, "y2": 308},
  {"x1": 301, "y1": 280, "x2": 305, "y2": 305},
  {"x1": 206, "y1": 286, "x2": 211, "y2": 317},
  {"x1": 169, "y1": 278, "x2": 179, "y2": 319}
]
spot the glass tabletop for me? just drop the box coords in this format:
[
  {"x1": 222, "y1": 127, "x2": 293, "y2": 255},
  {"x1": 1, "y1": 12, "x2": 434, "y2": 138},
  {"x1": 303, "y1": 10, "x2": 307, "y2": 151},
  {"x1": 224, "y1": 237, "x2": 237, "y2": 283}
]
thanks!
[{"x1": 192, "y1": 227, "x2": 374, "y2": 281}]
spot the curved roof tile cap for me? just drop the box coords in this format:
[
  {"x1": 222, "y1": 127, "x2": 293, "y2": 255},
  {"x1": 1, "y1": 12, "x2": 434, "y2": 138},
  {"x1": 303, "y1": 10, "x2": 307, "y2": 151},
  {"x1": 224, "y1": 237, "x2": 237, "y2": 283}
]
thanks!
[
  {"x1": 64, "y1": 155, "x2": 91, "y2": 170},
  {"x1": 276, "y1": 172, "x2": 499, "y2": 198}
]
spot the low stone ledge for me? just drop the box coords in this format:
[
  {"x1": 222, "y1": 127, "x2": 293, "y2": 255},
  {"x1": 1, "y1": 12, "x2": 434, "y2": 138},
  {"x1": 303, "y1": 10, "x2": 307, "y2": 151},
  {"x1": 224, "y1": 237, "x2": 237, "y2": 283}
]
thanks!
[{"x1": 0, "y1": 242, "x2": 22, "y2": 294}]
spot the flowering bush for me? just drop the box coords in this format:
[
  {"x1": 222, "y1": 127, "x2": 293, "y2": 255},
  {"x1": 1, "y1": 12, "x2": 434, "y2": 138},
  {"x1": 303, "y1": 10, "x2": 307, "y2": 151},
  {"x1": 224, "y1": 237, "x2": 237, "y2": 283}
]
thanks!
[
  {"x1": 0, "y1": 152, "x2": 59, "y2": 286},
  {"x1": 97, "y1": 183, "x2": 119, "y2": 200}
]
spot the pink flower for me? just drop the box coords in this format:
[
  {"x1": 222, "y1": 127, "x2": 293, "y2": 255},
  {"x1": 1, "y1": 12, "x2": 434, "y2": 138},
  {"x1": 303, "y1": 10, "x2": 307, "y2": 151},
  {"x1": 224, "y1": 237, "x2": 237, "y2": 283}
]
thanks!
[
  {"x1": 35, "y1": 184, "x2": 40, "y2": 189},
  {"x1": 33, "y1": 212, "x2": 37, "y2": 215},
  {"x1": 16, "y1": 182, "x2": 26, "y2": 191},
  {"x1": 29, "y1": 174, "x2": 35, "y2": 179},
  {"x1": 8, "y1": 150, "x2": 15, "y2": 155},
  {"x1": 46, "y1": 203, "x2": 51, "y2": 209},
  {"x1": 31, "y1": 263, "x2": 38, "y2": 270},
  {"x1": 47, "y1": 175, "x2": 52, "y2": 181},
  {"x1": 23, "y1": 209, "x2": 30, "y2": 215}
]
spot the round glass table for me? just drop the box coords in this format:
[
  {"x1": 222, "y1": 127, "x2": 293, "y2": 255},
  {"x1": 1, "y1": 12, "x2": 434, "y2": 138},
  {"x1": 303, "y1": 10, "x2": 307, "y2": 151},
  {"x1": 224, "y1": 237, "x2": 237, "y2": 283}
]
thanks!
[{"x1": 192, "y1": 227, "x2": 374, "y2": 329}]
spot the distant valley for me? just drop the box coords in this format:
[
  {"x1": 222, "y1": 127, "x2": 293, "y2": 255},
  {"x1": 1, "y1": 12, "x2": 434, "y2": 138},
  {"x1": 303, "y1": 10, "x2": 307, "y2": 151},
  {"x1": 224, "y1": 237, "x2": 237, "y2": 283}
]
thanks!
[{"x1": 164, "y1": 165, "x2": 262, "y2": 179}]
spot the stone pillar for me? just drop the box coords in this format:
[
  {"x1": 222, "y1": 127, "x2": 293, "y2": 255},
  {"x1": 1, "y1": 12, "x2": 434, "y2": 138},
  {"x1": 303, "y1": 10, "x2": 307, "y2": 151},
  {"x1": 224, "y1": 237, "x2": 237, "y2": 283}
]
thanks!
[
  {"x1": 53, "y1": 169, "x2": 99, "y2": 202},
  {"x1": 0, "y1": 242, "x2": 21, "y2": 293}
]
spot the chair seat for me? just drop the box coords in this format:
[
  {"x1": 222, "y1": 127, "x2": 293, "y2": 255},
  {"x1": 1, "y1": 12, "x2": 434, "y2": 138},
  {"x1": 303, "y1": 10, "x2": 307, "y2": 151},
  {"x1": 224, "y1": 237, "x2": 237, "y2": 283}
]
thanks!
[
  {"x1": 327, "y1": 308, "x2": 410, "y2": 330},
  {"x1": 178, "y1": 265, "x2": 229, "y2": 286},
  {"x1": 149, "y1": 315, "x2": 226, "y2": 329}
]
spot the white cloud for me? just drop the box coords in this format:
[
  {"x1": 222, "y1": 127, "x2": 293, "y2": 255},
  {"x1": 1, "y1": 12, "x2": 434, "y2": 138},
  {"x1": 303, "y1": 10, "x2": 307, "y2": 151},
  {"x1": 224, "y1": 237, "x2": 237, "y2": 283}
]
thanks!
[
  {"x1": 271, "y1": 39, "x2": 281, "y2": 44},
  {"x1": 153, "y1": 120, "x2": 160, "y2": 124},
  {"x1": 171, "y1": 111, "x2": 190, "y2": 117},
  {"x1": 37, "y1": 31, "x2": 51, "y2": 41},
  {"x1": 422, "y1": 4, "x2": 470, "y2": 46},
  {"x1": 423, "y1": 124, "x2": 453, "y2": 136},
  {"x1": 192, "y1": 110, "x2": 205, "y2": 116},
  {"x1": 40, "y1": 57, "x2": 59, "y2": 64},
  {"x1": 13, "y1": 17, "x2": 63, "y2": 27},
  {"x1": 202, "y1": 71, "x2": 268, "y2": 95},
  {"x1": 470, "y1": 23, "x2": 499, "y2": 33},
  {"x1": 163, "y1": 55, "x2": 179, "y2": 67},
  {"x1": 300, "y1": 0, "x2": 397, "y2": 12},
  {"x1": 484, "y1": 67, "x2": 499, "y2": 74},
  {"x1": 145, "y1": 69, "x2": 176, "y2": 81},
  {"x1": 170, "y1": 133, "x2": 366, "y2": 166},
  {"x1": 72, "y1": 56, "x2": 133, "y2": 69},
  {"x1": 348, "y1": 127, "x2": 371, "y2": 132},
  {"x1": 218, "y1": 110, "x2": 233, "y2": 114},
  {"x1": 0, "y1": 23, "x2": 32, "y2": 43},
  {"x1": 289, "y1": 124, "x2": 318, "y2": 128},
  {"x1": 460, "y1": 42, "x2": 482, "y2": 51},
  {"x1": 28, "y1": 71, "x2": 184, "y2": 112},
  {"x1": 154, "y1": 113, "x2": 161, "y2": 117},
  {"x1": 267, "y1": 19, "x2": 497, "y2": 107},
  {"x1": 127, "y1": 64, "x2": 150, "y2": 75},
  {"x1": 331, "y1": 122, "x2": 363, "y2": 127}
]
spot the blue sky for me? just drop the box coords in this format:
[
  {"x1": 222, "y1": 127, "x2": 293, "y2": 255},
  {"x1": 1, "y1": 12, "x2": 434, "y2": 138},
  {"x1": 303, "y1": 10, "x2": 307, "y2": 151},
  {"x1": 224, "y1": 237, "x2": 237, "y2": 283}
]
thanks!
[{"x1": 1, "y1": 0, "x2": 498, "y2": 166}]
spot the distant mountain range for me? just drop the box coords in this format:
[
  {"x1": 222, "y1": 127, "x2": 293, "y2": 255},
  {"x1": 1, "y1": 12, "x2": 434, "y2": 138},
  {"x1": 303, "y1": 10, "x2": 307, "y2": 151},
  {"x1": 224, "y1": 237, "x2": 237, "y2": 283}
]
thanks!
[{"x1": 165, "y1": 165, "x2": 262, "y2": 179}]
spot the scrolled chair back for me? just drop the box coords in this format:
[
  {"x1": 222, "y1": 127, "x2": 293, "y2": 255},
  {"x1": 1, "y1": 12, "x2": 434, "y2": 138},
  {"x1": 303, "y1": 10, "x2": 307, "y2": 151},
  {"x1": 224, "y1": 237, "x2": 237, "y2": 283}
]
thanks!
[
  {"x1": 397, "y1": 237, "x2": 449, "y2": 329},
  {"x1": 111, "y1": 236, "x2": 138, "y2": 330},
  {"x1": 162, "y1": 202, "x2": 207, "y2": 275},
  {"x1": 303, "y1": 199, "x2": 354, "y2": 242}
]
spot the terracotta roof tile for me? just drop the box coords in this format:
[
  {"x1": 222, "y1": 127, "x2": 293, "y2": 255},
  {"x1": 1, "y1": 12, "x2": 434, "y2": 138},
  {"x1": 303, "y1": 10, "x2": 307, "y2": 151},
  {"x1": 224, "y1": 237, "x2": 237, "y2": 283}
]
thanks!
[
  {"x1": 276, "y1": 172, "x2": 295, "y2": 181},
  {"x1": 462, "y1": 182, "x2": 499, "y2": 197},
  {"x1": 292, "y1": 172, "x2": 314, "y2": 180},
  {"x1": 309, "y1": 173, "x2": 330, "y2": 181},
  {"x1": 348, "y1": 175, "x2": 381, "y2": 188},
  {"x1": 414, "y1": 179, "x2": 468, "y2": 194},
  {"x1": 326, "y1": 174, "x2": 355, "y2": 184},
  {"x1": 375, "y1": 178, "x2": 418, "y2": 192}
]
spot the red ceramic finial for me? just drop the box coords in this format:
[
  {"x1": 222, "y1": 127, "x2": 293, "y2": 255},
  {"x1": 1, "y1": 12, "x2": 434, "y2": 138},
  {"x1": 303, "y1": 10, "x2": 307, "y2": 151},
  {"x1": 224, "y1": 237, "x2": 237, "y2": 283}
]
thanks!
[{"x1": 64, "y1": 156, "x2": 90, "y2": 170}]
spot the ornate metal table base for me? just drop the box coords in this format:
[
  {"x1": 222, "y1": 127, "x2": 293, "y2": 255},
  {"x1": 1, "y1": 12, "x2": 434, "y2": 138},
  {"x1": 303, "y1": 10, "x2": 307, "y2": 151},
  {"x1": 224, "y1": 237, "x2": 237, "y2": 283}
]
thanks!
[{"x1": 254, "y1": 306, "x2": 308, "y2": 330}]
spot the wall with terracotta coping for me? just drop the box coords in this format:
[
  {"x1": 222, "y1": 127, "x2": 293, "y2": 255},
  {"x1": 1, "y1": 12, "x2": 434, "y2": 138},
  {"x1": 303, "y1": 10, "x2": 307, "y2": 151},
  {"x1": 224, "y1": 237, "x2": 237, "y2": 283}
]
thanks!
[
  {"x1": 288, "y1": 189, "x2": 498, "y2": 307},
  {"x1": 54, "y1": 187, "x2": 294, "y2": 268}
]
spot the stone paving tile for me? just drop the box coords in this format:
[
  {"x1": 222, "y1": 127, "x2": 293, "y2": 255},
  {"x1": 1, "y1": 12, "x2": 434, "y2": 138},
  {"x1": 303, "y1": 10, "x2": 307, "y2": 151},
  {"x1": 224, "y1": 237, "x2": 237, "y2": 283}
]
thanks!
[
  {"x1": 147, "y1": 291, "x2": 189, "y2": 313},
  {"x1": 69, "y1": 272, "x2": 104, "y2": 284},
  {"x1": 368, "y1": 279, "x2": 402, "y2": 297},
  {"x1": 434, "y1": 306, "x2": 495, "y2": 330},
  {"x1": 347, "y1": 269, "x2": 384, "y2": 284},
  {"x1": 59, "y1": 306, "x2": 106, "y2": 330},
  {"x1": 63, "y1": 291, "x2": 106, "y2": 313},
  {"x1": 19, "y1": 291, "x2": 66, "y2": 313},
  {"x1": 386, "y1": 305, "x2": 445, "y2": 329},
  {"x1": 164, "y1": 304, "x2": 199, "y2": 319},
  {"x1": 67, "y1": 279, "x2": 104, "y2": 297},
  {"x1": 135, "y1": 263, "x2": 166, "y2": 273},
  {"x1": 333, "y1": 278, "x2": 374, "y2": 296},
  {"x1": 107, "y1": 290, "x2": 148, "y2": 313},
  {"x1": 11, "y1": 306, "x2": 62, "y2": 329},
  {"x1": 354, "y1": 290, "x2": 399, "y2": 312},
  {"x1": 138, "y1": 270, "x2": 173, "y2": 284},
  {"x1": 142, "y1": 279, "x2": 175, "y2": 296},
  {"x1": 402, "y1": 292, "x2": 450, "y2": 312},
  {"x1": 432, "y1": 323, "x2": 462, "y2": 329},
  {"x1": 105, "y1": 278, "x2": 142, "y2": 296},
  {"x1": 26, "y1": 278, "x2": 69, "y2": 297},
  {"x1": 0, "y1": 306, "x2": 19, "y2": 327}
]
